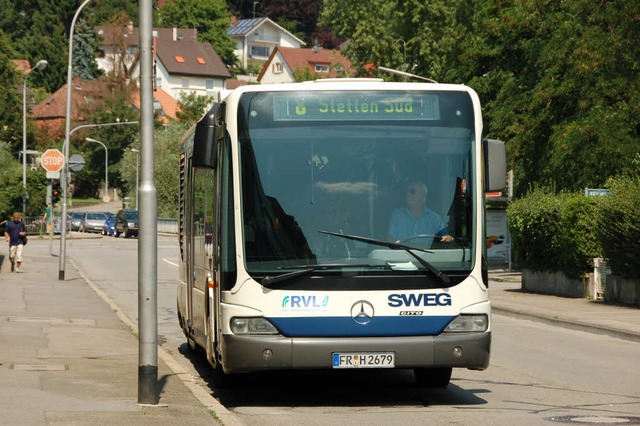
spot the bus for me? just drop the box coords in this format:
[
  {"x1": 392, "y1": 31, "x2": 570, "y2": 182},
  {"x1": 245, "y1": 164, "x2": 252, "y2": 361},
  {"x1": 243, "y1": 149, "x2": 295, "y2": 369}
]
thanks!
[{"x1": 177, "y1": 78, "x2": 505, "y2": 387}]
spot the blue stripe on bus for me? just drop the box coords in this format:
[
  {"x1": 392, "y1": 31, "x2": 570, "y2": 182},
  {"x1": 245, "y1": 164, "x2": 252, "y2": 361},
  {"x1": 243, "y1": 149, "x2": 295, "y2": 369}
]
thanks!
[{"x1": 266, "y1": 315, "x2": 455, "y2": 337}]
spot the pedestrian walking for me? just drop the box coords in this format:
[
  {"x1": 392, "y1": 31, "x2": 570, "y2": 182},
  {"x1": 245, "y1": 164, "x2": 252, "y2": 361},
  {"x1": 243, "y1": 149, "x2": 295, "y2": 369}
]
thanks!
[
  {"x1": 4, "y1": 212, "x2": 27, "y2": 273},
  {"x1": 43, "y1": 202, "x2": 53, "y2": 233}
]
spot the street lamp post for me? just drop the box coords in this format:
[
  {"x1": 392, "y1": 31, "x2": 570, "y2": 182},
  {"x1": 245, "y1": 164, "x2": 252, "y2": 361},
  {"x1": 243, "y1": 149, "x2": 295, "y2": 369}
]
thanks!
[
  {"x1": 85, "y1": 137, "x2": 109, "y2": 201},
  {"x1": 131, "y1": 148, "x2": 139, "y2": 209},
  {"x1": 59, "y1": 0, "x2": 94, "y2": 281},
  {"x1": 22, "y1": 59, "x2": 48, "y2": 214}
]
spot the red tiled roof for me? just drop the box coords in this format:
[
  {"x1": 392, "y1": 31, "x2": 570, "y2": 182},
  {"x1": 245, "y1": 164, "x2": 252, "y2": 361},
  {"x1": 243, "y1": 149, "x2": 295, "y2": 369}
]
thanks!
[
  {"x1": 130, "y1": 87, "x2": 179, "y2": 123},
  {"x1": 31, "y1": 78, "x2": 116, "y2": 121},
  {"x1": 258, "y1": 47, "x2": 353, "y2": 81},
  {"x1": 225, "y1": 79, "x2": 249, "y2": 90},
  {"x1": 12, "y1": 59, "x2": 31, "y2": 74}
]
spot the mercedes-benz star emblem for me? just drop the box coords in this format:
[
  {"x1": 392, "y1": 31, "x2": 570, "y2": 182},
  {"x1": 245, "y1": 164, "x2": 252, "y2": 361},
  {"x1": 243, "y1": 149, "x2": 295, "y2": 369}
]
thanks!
[{"x1": 351, "y1": 300, "x2": 374, "y2": 325}]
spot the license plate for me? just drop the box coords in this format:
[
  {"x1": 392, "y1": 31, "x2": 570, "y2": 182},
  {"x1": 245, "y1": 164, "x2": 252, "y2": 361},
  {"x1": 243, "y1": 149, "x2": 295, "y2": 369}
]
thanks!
[{"x1": 332, "y1": 352, "x2": 395, "y2": 368}]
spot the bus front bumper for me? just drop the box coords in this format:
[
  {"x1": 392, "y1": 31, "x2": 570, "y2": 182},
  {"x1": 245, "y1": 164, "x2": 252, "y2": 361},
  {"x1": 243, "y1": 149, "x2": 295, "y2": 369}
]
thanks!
[{"x1": 220, "y1": 331, "x2": 490, "y2": 374}]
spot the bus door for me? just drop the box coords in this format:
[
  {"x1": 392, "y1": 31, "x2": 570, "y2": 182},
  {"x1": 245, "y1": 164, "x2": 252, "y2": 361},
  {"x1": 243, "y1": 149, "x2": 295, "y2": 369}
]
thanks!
[{"x1": 185, "y1": 164, "x2": 196, "y2": 339}]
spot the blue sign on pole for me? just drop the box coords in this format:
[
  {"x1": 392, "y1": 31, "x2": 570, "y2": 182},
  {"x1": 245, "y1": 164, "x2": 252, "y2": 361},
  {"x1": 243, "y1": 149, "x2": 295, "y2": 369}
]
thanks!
[{"x1": 584, "y1": 188, "x2": 611, "y2": 197}]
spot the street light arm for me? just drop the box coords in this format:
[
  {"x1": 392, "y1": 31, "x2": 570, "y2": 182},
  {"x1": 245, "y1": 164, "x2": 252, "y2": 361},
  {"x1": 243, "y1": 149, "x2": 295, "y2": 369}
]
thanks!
[{"x1": 84, "y1": 138, "x2": 109, "y2": 201}]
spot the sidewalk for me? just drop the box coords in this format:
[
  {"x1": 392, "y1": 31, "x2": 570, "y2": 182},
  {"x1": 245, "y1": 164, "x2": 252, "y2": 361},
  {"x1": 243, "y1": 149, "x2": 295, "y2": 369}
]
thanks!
[
  {"x1": 489, "y1": 268, "x2": 640, "y2": 343},
  {"x1": 0, "y1": 246, "x2": 232, "y2": 425}
]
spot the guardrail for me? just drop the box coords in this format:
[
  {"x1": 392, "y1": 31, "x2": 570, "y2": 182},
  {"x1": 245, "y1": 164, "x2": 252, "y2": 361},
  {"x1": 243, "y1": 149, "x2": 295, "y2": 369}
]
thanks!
[{"x1": 14, "y1": 216, "x2": 179, "y2": 236}]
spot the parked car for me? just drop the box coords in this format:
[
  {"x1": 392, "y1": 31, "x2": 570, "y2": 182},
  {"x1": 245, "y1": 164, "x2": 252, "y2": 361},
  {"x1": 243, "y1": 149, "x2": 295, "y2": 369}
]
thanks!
[
  {"x1": 102, "y1": 213, "x2": 116, "y2": 236},
  {"x1": 68, "y1": 211, "x2": 85, "y2": 231},
  {"x1": 114, "y1": 209, "x2": 139, "y2": 238},
  {"x1": 80, "y1": 212, "x2": 108, "y2": 233}
]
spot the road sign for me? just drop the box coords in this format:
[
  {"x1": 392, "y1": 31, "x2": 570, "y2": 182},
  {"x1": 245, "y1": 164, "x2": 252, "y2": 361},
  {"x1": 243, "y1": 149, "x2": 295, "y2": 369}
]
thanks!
[
  {"x1": 41, "y1": 149, "x2": 65, "y2": 173},
  {"x1": 68, "y1": 154, "x2": 85, "y2": 172}
]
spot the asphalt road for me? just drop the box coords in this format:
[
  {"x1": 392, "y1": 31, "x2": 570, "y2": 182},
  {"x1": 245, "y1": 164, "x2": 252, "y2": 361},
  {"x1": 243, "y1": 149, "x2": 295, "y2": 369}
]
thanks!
[{"x1": 66, "y1": 235, "x2": 640, "y2": 426}]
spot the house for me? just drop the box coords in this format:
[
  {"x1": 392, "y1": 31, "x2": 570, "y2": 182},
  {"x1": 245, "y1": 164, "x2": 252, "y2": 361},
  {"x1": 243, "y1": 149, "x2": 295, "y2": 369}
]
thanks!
[
  {"x1": 95, "y1": 25, "x2": 230, "y2": 101},
  {"x1": 152, "y1": 38, "x2": 230, "y2": 102},
  {"x1": 130, "y1": 87, "x2": 180, "y2": 124},
  {"x1": 227, "y1": 17, "x2": 305, "y2": 70},
  {"x1": 30, "y1": 78, "x2": 118, "y2": 140},
  {"x1": 257, "y1": 47, "x2": 353, "y2": 84}
]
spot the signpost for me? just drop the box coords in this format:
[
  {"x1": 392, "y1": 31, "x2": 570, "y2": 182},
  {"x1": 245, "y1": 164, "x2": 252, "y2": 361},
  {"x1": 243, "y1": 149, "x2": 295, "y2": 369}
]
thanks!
[{"x1": 41, "y1": 149, "x2": 64, "y2": 257}]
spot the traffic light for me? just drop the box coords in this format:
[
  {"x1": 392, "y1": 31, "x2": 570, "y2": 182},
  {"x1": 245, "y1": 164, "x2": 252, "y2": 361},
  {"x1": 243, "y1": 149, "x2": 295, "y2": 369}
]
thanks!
[{"x1": 52, "y1": 181, "x2": 61, "y2": 205}]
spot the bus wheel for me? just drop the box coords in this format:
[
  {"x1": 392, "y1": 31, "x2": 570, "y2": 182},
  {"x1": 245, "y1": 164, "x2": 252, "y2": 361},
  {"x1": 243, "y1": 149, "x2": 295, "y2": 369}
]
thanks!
[
  {"x1": 211, "y1": 363, "x2": 233, "y2": 388},
  {"x1": 414, "y1": 367, "x2": 452, "y2": 388}
]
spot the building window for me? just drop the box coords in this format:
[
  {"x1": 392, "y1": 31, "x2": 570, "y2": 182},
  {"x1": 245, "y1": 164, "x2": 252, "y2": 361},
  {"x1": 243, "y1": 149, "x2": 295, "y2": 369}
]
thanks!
[
  {"x1": 273, "y1": 63, "x2": 283, "y2": 74},
  {"x1": 206, "y1": 79, "x2": 214, "y2": 90},
  {"x1": 250, "y1": 45, "x2": 269, "y2": 58},
  {"x1": 314, "y1": 64, "x2": 329, "y2": 73},
  {"x1": 182, "y1": 78, "x2": 189, "y2": 88},
  {"x1": 155, "y1": 76, "x2": 162, "y2": 87},
  {"x1": 197, "y1": 57, "x2": 206, "y2": 65},
  {"x1": 175, "y1": 55, "x2": 185, "y2": 63}
]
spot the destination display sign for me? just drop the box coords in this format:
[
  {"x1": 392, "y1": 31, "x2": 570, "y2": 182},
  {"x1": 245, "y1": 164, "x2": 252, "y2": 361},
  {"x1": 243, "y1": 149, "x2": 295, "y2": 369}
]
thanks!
[{"x1": 272, "y1": 93, "x2": 441, "y2": 121}]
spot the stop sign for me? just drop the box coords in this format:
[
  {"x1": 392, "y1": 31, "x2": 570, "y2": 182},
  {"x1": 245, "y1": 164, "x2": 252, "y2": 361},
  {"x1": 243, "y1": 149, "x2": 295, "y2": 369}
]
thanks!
[{"x1": 41, "y1": 149, "x2": 65, "y2": 173}]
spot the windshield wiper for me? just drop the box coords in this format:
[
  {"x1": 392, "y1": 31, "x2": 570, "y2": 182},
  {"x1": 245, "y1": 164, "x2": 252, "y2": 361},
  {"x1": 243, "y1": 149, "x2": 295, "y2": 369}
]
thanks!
[
  {"x1": 262, "y1": 263, "x2": 394, "y2": 288},
  {"x1": 262, "y1": 268, "x2": 316, "y2": 287},
  {"x1": 318, "y1": 230, "x2": 450, "y2": 285}
]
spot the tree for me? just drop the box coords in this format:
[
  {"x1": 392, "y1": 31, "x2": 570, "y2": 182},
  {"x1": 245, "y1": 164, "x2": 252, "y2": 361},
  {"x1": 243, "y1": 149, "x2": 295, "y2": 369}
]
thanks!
[
  {"x1": 156, "y1": 0, "x2": 237, "y2": 66},
  {"x1": 0, "y1": 31, "x2": 22, "y2": 154},
  {"x1": 72, "y1": 93, "x2": 139, "y2": 198},
  {"x1": 320, "y1": 0, "x2": 468, "y2": 80},
  {"x1": 176, "y1": 92, "x2": 214, "y2": 124},
  {"x1": 73, "y1": 18, "x2": 100, "y2": 80},
  {"x1": 321, "y1": 0, "x2": 640, "y2": 196},
  {"x1": 120, "y1": 123, "x2": 189, "y2": 218}
]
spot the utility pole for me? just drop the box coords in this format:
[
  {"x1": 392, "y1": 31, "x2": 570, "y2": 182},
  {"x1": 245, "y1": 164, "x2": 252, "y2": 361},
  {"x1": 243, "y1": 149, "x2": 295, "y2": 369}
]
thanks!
[{"x1": 138, "y1": 0, "x2": 159, "y2": 405}]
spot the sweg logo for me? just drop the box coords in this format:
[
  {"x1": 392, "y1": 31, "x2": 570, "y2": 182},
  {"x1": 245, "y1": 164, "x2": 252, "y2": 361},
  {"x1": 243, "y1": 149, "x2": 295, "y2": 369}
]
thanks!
[
  {"x1": 388, "y1": 293, "x2": 452, "y2": 307},
  {"x1": 282, "y1": 295, "x2": 329, "y2": 308}
]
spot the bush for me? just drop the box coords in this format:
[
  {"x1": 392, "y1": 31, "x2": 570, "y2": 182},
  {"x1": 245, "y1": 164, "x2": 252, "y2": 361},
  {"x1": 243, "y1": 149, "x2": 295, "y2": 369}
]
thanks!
[
  {"x1": 557, "y1": 194, "x2": 602, "y2": 278},
  {"x1": 507, "y1": 188, "x2": 603, "y2": 279},
  {"x1": 595, "y1": 176, "x2": 640, "y2": 278},
  {"x1": 507, "y1": 188, "x2": 564, "y2": 273}
]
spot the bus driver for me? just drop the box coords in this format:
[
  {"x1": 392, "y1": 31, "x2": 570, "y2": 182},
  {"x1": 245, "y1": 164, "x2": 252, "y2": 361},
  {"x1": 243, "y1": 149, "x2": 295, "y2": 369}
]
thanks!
[{"x1": 387, "y1": 180, "x2": 454, "y2": 246}]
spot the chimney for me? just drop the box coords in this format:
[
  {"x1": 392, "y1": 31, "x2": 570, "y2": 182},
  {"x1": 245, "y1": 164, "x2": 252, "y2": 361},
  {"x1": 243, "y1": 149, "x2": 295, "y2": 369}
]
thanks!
[
  {"x1": 231, "y1": 16, "x2": 237, "y2": 25},
  {"x1": 127, "y1": 21, "x2": 133, "y2": 34},
  {"x1": 173, "y1": 27, "x2": 177, "y2": 41}
]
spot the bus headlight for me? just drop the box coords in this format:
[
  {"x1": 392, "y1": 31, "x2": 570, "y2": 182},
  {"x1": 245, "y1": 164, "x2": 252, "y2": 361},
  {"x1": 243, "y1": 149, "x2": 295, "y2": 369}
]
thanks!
[
  {"x1": 444, "y1": 315, "x2": 488, "y2": 333},
  {"x1": 231, "y1": 317, "x2": 279, "y2": 335}
]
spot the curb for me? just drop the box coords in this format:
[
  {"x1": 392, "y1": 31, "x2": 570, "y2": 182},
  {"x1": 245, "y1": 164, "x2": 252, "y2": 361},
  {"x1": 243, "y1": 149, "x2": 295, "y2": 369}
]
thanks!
[{"x1": 493, "y1": 306, "x2": 640, "y2": 343}]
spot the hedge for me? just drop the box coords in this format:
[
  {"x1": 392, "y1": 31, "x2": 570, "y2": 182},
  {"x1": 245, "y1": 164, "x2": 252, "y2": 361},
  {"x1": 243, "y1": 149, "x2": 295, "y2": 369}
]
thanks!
[
  {"x1": 507, "y1": 178, "x2": 640, "y2": 279},
  {"x1": 594, "y1": 177, "x2": 640, "y2": 278},
  {"x1": 506, "y1": 188, "x2": 602, "y2": 279}
]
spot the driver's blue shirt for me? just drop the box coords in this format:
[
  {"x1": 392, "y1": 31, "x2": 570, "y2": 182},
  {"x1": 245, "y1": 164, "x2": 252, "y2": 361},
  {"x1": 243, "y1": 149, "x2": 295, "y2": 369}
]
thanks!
[{"x1": 388, "y1": 207, "x2": 449, "y2": 243}]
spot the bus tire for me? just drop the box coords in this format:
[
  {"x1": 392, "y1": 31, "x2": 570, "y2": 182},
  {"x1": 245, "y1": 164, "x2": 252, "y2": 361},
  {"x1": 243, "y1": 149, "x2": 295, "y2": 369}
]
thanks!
[
  {"x1": 211, "y1": 363, "x2": 233, "y2": 388},
  {"x1": 414, "y1": 367, "x2": 452, "y2": 388}
]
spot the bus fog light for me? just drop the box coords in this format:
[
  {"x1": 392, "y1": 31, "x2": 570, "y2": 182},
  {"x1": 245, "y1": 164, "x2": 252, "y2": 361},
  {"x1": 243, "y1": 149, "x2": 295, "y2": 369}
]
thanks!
[
  {"x1": 444, "y1": 315, "x2": 488, "y2": 333},
  {"x1": 452, "y1": 346, "x2": 463, "y2": 358},
  {"x1": 230, "y1": 317, "x2": 278, "y2": 335},
  {"x1": 262, "y1": 349, "x2": 273, "y2": 360}
]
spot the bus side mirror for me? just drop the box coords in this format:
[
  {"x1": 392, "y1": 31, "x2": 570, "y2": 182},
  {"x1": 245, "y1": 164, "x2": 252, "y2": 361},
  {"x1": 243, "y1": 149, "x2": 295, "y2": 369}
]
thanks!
[
  {"x1": 483, "y1": 138, "x2": 506, "y2": 192},
  {"x1": 193, "y1": 102, "x2": 225, "y2": 168}
]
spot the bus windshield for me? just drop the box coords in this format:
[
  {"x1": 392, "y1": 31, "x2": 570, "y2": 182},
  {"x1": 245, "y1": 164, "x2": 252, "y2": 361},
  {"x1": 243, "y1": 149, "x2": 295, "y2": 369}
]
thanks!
[{"x1": 238, "y1": 90, "x2": 476, "y2": 288}]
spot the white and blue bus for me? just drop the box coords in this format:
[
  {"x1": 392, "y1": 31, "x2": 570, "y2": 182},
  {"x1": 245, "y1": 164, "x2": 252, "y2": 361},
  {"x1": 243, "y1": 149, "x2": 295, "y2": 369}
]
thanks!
[{"x1": 177, "y1": 79, "x2": 505, "y2": 387}]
